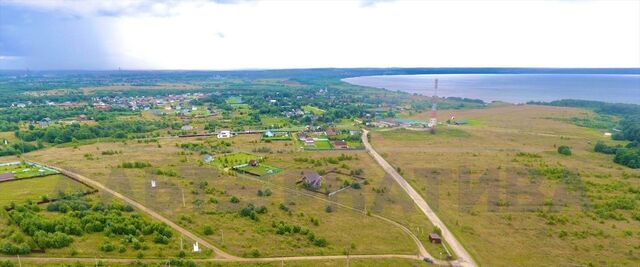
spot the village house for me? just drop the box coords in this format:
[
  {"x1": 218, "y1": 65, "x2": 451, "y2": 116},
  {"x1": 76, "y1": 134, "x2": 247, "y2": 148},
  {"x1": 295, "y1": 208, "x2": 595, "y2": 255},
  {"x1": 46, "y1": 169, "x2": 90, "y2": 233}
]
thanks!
[
  {"x1": 181, "y1": 125, "x2": 194, "y2": 131},
  {"x1": 429, "y1": 233, "x2": 442, "y2": 244},
  {"x1": 301, "y1": 172, "x2": 322, "y2": 189},
  {"x1": 39, "y1": 118, "x2": 52, "y2": 128},
  {"x1": 334, "y1": 140, "x2": 348, "y2": 149},
  {"x1": 326, "y1": 127, "x2": 337, "y2": 136},
  {"x1": 217, "y1": 130, "x2": 232, "y2": 139},
  {"x1": 305, "y1": 137, "x2": 315, "y2": 146}
]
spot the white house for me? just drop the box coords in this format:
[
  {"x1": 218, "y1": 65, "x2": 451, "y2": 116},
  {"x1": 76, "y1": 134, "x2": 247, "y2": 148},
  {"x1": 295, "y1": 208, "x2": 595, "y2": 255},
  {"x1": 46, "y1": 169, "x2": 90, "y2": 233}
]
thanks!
[{"x1": 217, "y1": 130, "x2": 232, "y2": 139}]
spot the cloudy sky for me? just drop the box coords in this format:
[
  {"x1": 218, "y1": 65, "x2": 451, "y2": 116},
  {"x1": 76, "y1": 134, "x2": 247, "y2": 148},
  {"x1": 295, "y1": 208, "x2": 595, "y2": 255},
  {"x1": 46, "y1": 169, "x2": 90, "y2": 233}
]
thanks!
[{"x1": 1, "y1": 0, "x2": 639, "y2": 70}]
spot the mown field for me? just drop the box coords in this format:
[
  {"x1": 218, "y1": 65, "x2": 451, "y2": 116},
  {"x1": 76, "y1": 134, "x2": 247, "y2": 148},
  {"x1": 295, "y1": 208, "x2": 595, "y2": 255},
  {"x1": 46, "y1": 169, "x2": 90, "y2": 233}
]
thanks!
[
  {"x1": 370, "y1": 104, "x2": 640, "y2": 267},
  {"x1": 0, "y1": 174, "x2": 92, "y2": 206},
  {"x1": 21, "y1": 133, "x2": 448, "y2": 259}
]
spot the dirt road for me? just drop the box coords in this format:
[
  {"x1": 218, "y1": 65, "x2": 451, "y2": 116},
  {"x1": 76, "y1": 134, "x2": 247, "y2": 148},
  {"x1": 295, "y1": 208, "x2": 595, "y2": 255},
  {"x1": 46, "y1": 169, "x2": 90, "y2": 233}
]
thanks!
[
  {"x1": 26, "y1": 160, "x2": 238, "y2": 260},
  {"x1": 23, "y1": 159, "x2": 448, "y2": 265},
  {"x1": 361, "y1": 130, "x2": 477, "y2": 267}
]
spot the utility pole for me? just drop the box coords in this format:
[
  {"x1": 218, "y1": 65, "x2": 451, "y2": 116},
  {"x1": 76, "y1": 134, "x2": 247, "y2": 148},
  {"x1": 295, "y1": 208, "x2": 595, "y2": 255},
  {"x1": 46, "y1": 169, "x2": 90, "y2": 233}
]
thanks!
[
  {"x1": 17, "y1": 254, "x2": 22, "y2": 267},
  {"x1": 182, "y1": 188, "x2": 186, "y2": 207}
]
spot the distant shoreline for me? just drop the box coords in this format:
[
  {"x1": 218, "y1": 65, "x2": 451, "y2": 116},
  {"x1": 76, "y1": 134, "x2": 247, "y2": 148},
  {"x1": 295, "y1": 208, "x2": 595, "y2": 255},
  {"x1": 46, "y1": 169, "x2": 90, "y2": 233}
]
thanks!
[{"x1": 342, "y1": 73, "x2": 640, "y2": 105}]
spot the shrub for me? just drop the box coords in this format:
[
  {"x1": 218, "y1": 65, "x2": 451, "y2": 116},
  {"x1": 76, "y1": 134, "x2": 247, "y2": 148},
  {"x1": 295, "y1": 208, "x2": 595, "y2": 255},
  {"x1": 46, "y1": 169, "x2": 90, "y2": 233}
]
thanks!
[
  {"x1": 557, "y1": 145, "x2": 572, "y2": 156},
  {"x1": 100, "y1": 241, "x2": 115, "y2": 252},
  {"x1": 230, "y1": 196, "x2": 240, "y2": 203},
  {"x1": 203, "y1": 226, "x2": 214, "y2": 235},
  {"x1": 325, "y1": 205, "x2": 333, "y2": 213}
]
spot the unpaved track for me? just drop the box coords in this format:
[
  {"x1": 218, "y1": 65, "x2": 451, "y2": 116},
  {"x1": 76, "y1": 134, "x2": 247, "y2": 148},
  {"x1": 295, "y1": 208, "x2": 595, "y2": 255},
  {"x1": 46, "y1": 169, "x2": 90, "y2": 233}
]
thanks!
[
  {"x1": 26, "y1": 160, "x2": 237, "y2": 260},
  {"x1": 361, "y1": 130, "x2": 477, "y2": 267},
  {"x1": 23, "y1": 159, "x2": 448, "y2": 265}
]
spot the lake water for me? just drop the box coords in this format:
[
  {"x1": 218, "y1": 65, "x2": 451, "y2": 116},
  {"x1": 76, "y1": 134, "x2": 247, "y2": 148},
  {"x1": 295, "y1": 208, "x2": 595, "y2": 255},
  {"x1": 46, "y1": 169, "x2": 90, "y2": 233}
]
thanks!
[{"x1": 343, "y1": 74, "x2": 640, "y2": 104}]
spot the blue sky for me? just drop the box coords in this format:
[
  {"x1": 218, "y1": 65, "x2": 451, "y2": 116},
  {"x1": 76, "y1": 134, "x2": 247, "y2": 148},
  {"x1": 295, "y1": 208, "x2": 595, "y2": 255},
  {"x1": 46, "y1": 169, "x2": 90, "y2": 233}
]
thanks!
[{"x1": 1, "y1": 0, "x2": 639, "y2": 70}]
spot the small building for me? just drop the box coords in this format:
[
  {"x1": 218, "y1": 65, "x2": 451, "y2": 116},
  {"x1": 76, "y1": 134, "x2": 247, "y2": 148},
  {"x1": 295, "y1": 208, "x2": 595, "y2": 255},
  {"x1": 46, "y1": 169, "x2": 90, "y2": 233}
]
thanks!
[
  {"x1": 301, "y1": 172, "x2": 322, "y2": 189},
  {"x1": 193, "y1": 242, "x2": 201, "y2": 253},
  {"x1": 429, "y1": 233, "x2": 442, "y2": 244},
  {"x1": 151, "y1": 180, "x2": 157, "y2": 188},
  {"x1": 334, "y1": 140, "x2": 348, "y2": 149},
  {"x1": 264, "y1": 130, "x2": 275, "y2": 138},
  {"x1": 248, "y1": 159, "x2": 258, "y2": 167},
  {"x1": 326, "y1": 127, "x2": 337, "y2": 136},
  {"x1": 77, "y1": 114, "x2": 88, "y2": 121},
  {"x1": 604, "y1": 132, "x2": 612, "y2": 137},
  {"x1": 203, "y1": 155, "x2": 214, "y2": 163},
  {"x1": 217, "y1": 130, "x2": 232, "y2": 139},
  {"x1": 297, "y1": 132, "x2": 307, "y2": 141},
  {"x1": 39, "y1": 118, "x2": 52, "y2": 128},
  {"x1": 181, "y1": 125, "x2": 194, "y2": 131},
  {"x1": 304, "y1": 138, "x2": 315, "y2": 146}
]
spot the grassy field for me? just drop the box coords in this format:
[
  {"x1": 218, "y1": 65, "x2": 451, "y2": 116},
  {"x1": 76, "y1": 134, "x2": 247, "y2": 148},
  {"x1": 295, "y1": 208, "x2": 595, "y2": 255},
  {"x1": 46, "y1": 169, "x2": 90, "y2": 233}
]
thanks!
[
  {"x1": 19, "y1": 133, "x2": 446, "y2": 259},
  {"x1": 0, "y1": 174, "x2": 92, "y2": 206},
  {"x1": 298, "y1": 139, "x2": 333, "y2": 150},
  {"x1": 370, "y1": 104, "x2": 640, "y2": 267},
  {"x1": 212, "y1": 152, "x2": 262, "y2": 169},
  {"x1": 302, "y1": 105, "x2": 326, "y2": 115},
  {"x1": 234, "y1": 164, "x2": 282, "y2": 177}
]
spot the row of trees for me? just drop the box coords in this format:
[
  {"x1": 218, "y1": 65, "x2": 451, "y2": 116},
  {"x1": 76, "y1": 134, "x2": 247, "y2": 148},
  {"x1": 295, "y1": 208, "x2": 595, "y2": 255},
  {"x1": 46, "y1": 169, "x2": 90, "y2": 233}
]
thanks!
[
  {"x1": 0, "y1": 142, "x2": 43, "y2": 156},
  {"x1": 15, "y1": 120, "x2": 177, "y2": 144},
  {"x1": 595, "y1": 141, "x2": 640, "y2": 169}
]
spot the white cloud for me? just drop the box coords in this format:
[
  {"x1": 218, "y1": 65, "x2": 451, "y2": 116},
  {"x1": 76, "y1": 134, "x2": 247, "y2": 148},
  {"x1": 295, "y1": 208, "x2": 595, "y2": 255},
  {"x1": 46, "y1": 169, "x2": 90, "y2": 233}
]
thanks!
[{"x1": 3, "y1": 0, "x2": 639, "y2": 69}]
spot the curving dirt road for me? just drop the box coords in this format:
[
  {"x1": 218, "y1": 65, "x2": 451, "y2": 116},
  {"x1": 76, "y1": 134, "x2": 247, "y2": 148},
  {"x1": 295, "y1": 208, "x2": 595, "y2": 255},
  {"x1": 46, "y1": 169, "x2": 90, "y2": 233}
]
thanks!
[
  {"x1": 361, "y1": 130, "x2": 478, "y2": 267},
  {"x1": 23, "y1": 159, "x2": 447, "y2": 265}
]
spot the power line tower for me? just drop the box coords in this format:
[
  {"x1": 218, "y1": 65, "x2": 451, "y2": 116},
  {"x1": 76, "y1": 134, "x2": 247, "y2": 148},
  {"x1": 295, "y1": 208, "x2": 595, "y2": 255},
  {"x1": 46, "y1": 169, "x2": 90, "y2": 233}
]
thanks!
[{"x1": 428, "y1": 79, "x2": 438, "y2": 134}]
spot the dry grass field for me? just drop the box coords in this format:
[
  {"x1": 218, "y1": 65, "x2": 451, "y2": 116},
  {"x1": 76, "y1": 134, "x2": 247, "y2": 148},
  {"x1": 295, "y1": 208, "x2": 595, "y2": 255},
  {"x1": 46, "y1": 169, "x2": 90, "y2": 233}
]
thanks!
[
  {"x1": 0, "y1": 257, "x2": 430, "y2": 267},
  {"x1": 21, "y1": 133, "x2": 447, "y2": 259},
  {"x1": 370, "y1": 105, "x2": 640, "y2": 266}
]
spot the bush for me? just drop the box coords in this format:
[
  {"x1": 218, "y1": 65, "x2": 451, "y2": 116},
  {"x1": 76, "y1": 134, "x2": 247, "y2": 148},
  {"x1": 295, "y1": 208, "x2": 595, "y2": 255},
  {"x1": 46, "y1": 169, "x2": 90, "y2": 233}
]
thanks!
[
  {"x1": 100, "y1": 241, "x2": 115, "y2": 252},
  {"x1": 325, "y1": 205, "x2": 333, "y2": 213},
  {"x1": 230, "y1": 196, "x2": 240, "y2": 203},
  {"x1": 120, "y1": 161, "x2": 151, "y2": 168},
  {"x1": 557, "y1": 145, "x2": 572, "y2": 156},
  {"x1": 203, "y1": 226, "x2": 214, "y2": 235}
]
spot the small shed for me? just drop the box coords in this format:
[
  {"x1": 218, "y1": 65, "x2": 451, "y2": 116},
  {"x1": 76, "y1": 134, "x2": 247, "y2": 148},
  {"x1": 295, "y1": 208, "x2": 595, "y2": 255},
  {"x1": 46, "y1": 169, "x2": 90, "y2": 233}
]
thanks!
[
  {"x1": 264, "y1": 130, "x2": 275, "y2": 137},
  {"x1": 429, "y1": 233, "x2": 442, "y2": 244},
  {"x1": 248, "y1": 159, "x2": 258, "y2": 167},
  {"x1": 326, "y1": 127, "x2": 337, "y2": 136},
  {"x1": 302, "y1": 172, "x2": 322, "y2": 189},
  {"x1": 203, "y1": 155, "x2": 214, "y2": 163}
]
